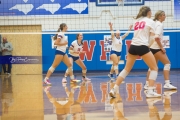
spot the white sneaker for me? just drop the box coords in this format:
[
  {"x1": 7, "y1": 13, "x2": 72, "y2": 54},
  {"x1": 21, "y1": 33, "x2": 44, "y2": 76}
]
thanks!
[
  {"x1": 108, "y1": 74, "x2": 114, "y2": 81},
  {"x1": 145, "y1": 90, "x2": 161, "y2": 98},
  {"x1": 82, "y1": 77, "x2": 91, "y2": 81},
  {"x1": 62, "y1": 77, "x2": 67, "y2": 83},
  {"x1": 164, "y1": 83, "x2": 177, "y2": 89},
  {"x1": 144, "y1": 84, "x2": 149, "y2": 89},
  {"x1": 44, "y1": 78, "x2": 52, "y2": 85},
  {"x1": 109, "y1": 88, "x2": 116, "y2": 98},
  {"x1": 144, "y1": 84, "x2": 156, "y2": 90}
]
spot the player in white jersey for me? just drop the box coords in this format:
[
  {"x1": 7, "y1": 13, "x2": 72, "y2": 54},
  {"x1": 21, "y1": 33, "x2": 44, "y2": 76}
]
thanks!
[
  {"x1": 62, "y1": 33, "x2": 91, "y2": 83},
  {"x1": 108, "y1": 22, "x2": 133, "y2": 81},
  {"x1": 144, "y1": 10, "x2": 177, "y2": 90},
  {"x1": 109, "y1": 6, "x2": 161, "y2": 98},
  {"x1": 44, "y1": 23, "x2": 77, "y2": 85}
]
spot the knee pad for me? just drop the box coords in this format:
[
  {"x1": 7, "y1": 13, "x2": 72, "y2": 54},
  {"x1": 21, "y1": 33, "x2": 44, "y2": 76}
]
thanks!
[
  {"x1": 118, "y1": 69, "x2": 129, "y2": 79},
  {"x1": 49, "y1": 66, "x2": 55, "y2": 73},
  {"x1": 164, "y1": 64, "x2": 171, "y2": 71},
  {"x1": 113, "y1": 65, "x2": 118, "y2": 70},
  {"x1": 68, "y1": 67, "x2": 73, "y2": 73},
  {"x1": 82, "y1": 69, "x2": 87, "y2": 74},
  {"x1": 149, "y1": 70, "x2": 158, "y2": 80}
]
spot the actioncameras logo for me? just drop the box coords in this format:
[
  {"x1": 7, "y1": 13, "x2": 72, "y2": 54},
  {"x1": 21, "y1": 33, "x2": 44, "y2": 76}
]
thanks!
[
  {"x1": 9, "y1": 56, "x2": 39, "y2": 64},
  {"x1": 0, "y1": 56, "x2": 42, "y2": 64}
]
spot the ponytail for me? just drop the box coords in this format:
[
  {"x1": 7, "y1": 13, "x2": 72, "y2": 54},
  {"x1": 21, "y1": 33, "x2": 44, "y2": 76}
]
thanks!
[
  {"x1": 53, "y1": 28, "x2": 61, "y2": 40},
  {"x1": 53, "y1": 23, "x2": 67, "y2": 40}
]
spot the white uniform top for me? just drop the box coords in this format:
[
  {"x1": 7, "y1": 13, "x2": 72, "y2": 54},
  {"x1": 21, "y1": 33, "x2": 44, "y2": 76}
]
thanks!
[
  {"x1": 111, "y1": 36, "x2": 123, "y2": 52},
  {"x1": 69, "y1": 40, "x2": 83, "y2": 57},
  {"x1": 150, "y1": 21, "x2": 163, "y2": 49},
  {"x1": 131, "y1": 17, "x2": 155, "y2": 46},
  {"x1": 56, "y1": 32, "x2": 67, "y2": 53}
]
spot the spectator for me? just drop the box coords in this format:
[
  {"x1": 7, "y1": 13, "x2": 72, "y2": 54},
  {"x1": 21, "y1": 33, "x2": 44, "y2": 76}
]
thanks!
[{"x1": 1, "y1": 37, "x2": 13, "y2": 76}]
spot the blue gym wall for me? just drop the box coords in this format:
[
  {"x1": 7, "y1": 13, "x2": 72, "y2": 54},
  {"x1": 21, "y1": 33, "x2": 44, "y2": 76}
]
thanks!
[{"x1": 42, "y1": 31, "x2": 180, "y2": 72}]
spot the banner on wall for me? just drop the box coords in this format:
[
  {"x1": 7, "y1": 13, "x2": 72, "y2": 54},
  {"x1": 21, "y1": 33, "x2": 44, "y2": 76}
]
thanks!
[
  {"x1": 0, "y1": 0, "x2": 88, "y2": 16},
  {"x1": 174, "y1": 0, "x2": 180, "y2": 20},
  {"x1": 163, "y1": 36, "x2": 170, "y2": 48}
]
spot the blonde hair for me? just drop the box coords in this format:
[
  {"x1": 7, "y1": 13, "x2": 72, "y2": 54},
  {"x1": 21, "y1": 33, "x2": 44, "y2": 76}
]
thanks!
[
  {"x1": 135, "y1": 6, "x2": 151, "y2": 19},
  {"x1": 153, "y1": 10, "x2": 165, "y2": 21}
]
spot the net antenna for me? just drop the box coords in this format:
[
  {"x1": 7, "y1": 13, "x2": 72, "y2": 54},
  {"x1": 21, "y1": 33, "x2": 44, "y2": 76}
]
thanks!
[{"x1": 116, "y1": 0, "x2": 124, "y2": 6}]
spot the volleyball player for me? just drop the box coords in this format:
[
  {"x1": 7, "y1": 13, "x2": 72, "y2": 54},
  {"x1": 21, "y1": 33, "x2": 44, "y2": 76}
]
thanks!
[
  {"x1": 109, "y1": 6, "x2": 161, "y2": 98},
  {"x1": 44, "y1": 23, "x2": 77, "y2": 85},
  {"x1": 62, "y1": 33, "x2": 91, "y2": 83},
  {"x1": 108, "y1": 22, "x2": 133, "y2": 81},
  {"x1": 144, "y1": 10, "x2": 177, "y2": 90}
]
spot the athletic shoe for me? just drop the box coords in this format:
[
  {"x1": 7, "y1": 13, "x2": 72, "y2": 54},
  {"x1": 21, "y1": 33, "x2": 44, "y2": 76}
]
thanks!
[
  {"x1": 144, "y1": 83, "x2": 149, "y2": 89},
  {"x1": 108, "y1": 74, "x2": 114, "y2": 81},
  {"x1": 164, "y1": 83, "x2": 177, "y2": 89},
  {"x1": 82, "y1": 77, "x2": 91, "y2": 81},
  {"x1": 145, "y1": 90, "x2": 161, "y2": 98},
  {"x1": 44, "y1": 78, "x2": 52, "y2": 85}
]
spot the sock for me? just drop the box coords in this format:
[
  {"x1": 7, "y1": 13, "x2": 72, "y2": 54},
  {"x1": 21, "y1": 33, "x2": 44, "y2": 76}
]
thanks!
[
  {"x1": 45, "y1": 77, "x2": 49, "y2": 80},
  {"x1": 165, "y1": 80, "x2": 170, "y2": 84},
  {"x1": 70, "y1": 75, "x2": 74, "y2": 80}
]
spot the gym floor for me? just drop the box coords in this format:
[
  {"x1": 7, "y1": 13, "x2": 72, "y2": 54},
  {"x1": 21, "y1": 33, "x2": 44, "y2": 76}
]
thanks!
[{"x1": 0, "y1": 70, "x2": 179, "y2": 120}]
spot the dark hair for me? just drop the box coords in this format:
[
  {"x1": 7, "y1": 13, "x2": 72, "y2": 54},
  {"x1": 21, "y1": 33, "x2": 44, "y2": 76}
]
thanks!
[
  {"x1": 76, "y1": 33, "x2": 83, "y2": 45},
  {"x1": 53, "y1": 23, "x2": 67, "y2": 40},
  {"x1": 153, "y1": 10, "x2": 165, "y2": 21},
  {"x1": 135, "y1": 6, "x2": 151, "y2": 19}
]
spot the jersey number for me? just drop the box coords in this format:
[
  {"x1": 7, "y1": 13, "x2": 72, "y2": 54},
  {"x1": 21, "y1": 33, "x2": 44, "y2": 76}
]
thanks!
[{"x1": 134, "y1": 21, "x2": 146, "y2": 30}]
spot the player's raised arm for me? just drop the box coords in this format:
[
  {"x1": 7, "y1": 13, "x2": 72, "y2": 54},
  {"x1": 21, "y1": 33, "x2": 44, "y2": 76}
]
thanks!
[
  {"x1": 109, "y1": 22, "x2": 115, "y2": 40},
  {"x1": 121, "y1": 24, "x2": 133, "y2": 40}
]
